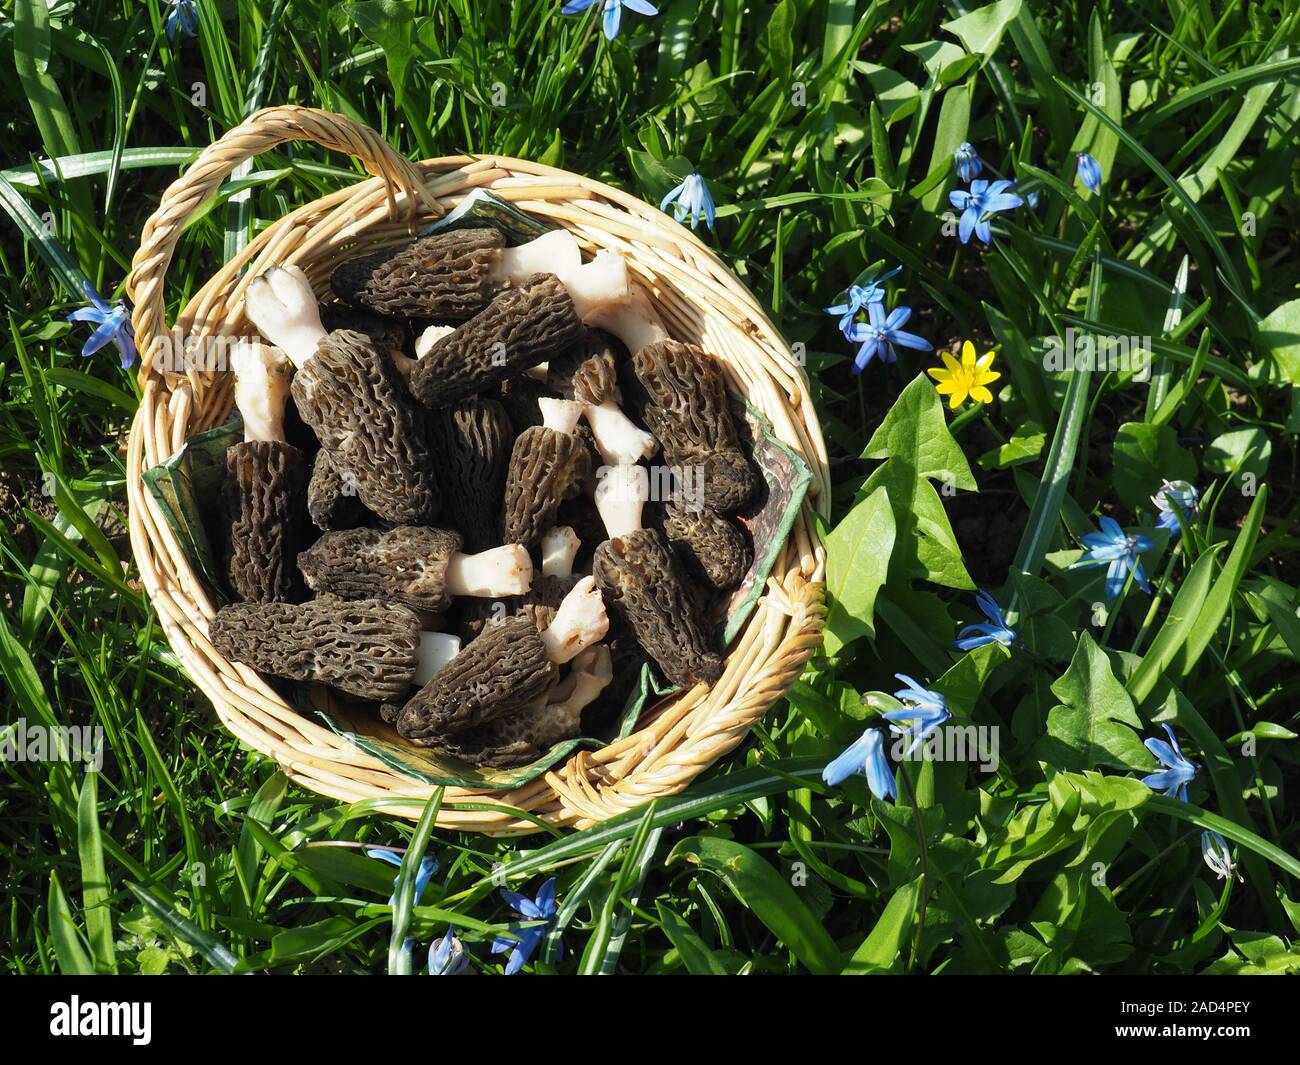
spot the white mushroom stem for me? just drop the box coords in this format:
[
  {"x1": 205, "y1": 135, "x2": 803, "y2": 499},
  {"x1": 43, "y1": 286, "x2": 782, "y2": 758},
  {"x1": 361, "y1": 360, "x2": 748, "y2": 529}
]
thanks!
[
  {"x1": 444, "y1": 544, "x2": 534, "y2": 597},
  {"x1": 583, "y1": 400, "x2": 656, "y2": 465},
  {"x1": 583, "y1": 285, "x2": 670, "y2": 354},
  {"x1": 526, "y1": 362, "x2": 550, "y2": 381},
  {"x1": 539, "y1": 644, "x2": 614, "y2": 741},
  {"x1": 540, "y1": 576, "x2": 608, "y2": 664},
  {"x1": 556, "y1": 250, "x2": 633, "y2": 320},
  {"x1": 538, "y1": 397, "x2": 584, "y2": 435},
  {"x1": 244, "y1": 266, "x2": 327, "y2": 369},
  {"x1": 541, "y1": 526, "x2": 580, "y2": 579},
  {"x1": 231, "y1": 339, "x2": 291, "y2": 444},
  {"x1": 415, "y1": 324, "x2": 457, "y2": 361},
  {"x1": 414, "y1": 632, "x2": 462, "y2": 687},
  {"x1": 594, "y1": 463, "x2": 648, "y2": 538},
  {"x1": 489, "y1": 229, "x2": 583, "y2": 284}
]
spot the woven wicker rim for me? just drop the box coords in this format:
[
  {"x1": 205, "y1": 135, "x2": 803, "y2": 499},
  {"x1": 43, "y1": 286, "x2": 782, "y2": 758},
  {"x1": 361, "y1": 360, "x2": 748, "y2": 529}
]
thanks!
[{"x1": 123, "y1": 106, "x2": 829, "y2": 834}]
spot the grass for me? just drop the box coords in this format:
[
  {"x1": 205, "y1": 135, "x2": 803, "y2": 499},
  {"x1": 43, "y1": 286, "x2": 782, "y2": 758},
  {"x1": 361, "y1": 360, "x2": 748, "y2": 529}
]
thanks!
[{"x1": 2, "y1": 0, "x2": 1299, "y2": 975}]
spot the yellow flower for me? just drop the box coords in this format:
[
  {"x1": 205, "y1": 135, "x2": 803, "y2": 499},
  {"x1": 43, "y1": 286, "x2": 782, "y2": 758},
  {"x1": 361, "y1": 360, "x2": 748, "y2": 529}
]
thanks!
[{"x1": 927, "y1": 341, "x2": 1000, "y2": 410}]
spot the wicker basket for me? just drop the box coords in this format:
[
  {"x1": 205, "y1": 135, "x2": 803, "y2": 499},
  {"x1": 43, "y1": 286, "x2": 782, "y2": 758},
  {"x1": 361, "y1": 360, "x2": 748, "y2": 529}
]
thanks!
[{"x1": 124, "y1": 106, "x2": 829, "y2": 834}]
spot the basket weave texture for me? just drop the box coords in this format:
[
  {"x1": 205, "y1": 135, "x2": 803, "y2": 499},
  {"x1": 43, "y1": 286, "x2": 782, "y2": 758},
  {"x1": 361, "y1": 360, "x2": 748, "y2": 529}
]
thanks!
[{"x1": 124, "y1": 106, "x2": 829, "y2": 834}]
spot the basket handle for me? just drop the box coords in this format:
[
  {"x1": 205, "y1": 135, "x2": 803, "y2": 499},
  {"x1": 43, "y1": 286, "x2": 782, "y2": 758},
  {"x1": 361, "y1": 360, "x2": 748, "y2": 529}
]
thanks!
[{"x1": 127, "y1": 105, "x2": 436, "y2": 371}]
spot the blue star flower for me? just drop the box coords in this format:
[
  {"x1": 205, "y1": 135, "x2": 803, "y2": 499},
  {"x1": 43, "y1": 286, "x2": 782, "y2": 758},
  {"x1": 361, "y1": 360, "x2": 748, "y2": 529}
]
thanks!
[
  {"x1": 822, "y1": 727, "x2": 896, "y2": 801},
  {"x1": 67, "y1": 280, "x2": 137, "y2": 369},
  {"x1": 366, "y1": 847, "x2": 439, "y2": 908},
  {"x1": 1076, "y1": 152, "x2": 1103, "y2": 193},
  {"x1": 824, "y1": 266, "x2": 901, "y2": 337},
  {"x1": 165, "y1": 0, "x2": 200, "y2": 41},
  {"x1": 1200, "y1": 831, "x2": 1242, "y2": 883},
  {"x1": 427, "y1": 926, "x2": 471, "y2": 974},
  {"x1": 882, "y1": 674, "x2": 951, "y2": 756},
  {"x1": 1071, "y1": 515, "x2": 1153, "y2": 600},
  {"x1": 562, "y1": 0, "x2": 659, "y2": 40},
  {"x1": 953, "y1": 142, "x2": 982, "y2": 183},
  {"x1": 492, "y1": 877, "x2": 560, "y2": 975},
  {"x1": 1140, "y1": 723, "x2": 1198, "y2": 802},
  {"x1": 1152, "y1": 480, "x2": 1199, "y2": 540},
  {"x1": 846, "y1": 301, "x2": 932, "y2": 372},
  {"x1": 948, "y1": 178, "x2": 1024, "y2": 245},
  {"x1": 659, "y1": 172, "x2": 715, "y2": 230},
  {"x1": 954, "y1": 590, "x2": 1017, "y2": 650}
]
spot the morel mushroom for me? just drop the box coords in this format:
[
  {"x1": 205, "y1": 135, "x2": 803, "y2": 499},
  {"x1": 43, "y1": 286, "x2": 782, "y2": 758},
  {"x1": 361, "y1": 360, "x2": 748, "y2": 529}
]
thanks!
[
  {"x1": 224, "y1": 340, "x2": 306, "y2": 602},
  {"x1": 436, "y1": 644, "x2": 613, "y2": 767},
  {"x1": 209, "y1": 597, "x2": 419, "y2": 702},
  {"x1": 648, "y1": 500, "x2": 752, "y2": 591},
  {"x1": 387, "y1": 613, "x2": 561, "y2": 743},
  {"x1": 298, "y1": 526, "x2": 532, "y2": 612},
  {"x1": 594, "y1": 528, "x2": 723, "y2": 688},
  {"x1": 548, "y1": 339, "x2": 655, "y2": 467},
  {"x1": 408, "y1": 273, "x2": 584, "y2": 406},
  {"x1": 518, "y1": 525, "x2": 580, "y2": 630},
  {"x1": 427, "y1": 397, "x2": 514, "y2": 551},
  {"x1": 330, "y1": 228, "x2": 507, "y2": 321},
  {"x1": 631, "y1": 340, "x2": 760, "y2": 512},
  {"x1": 319, "y1": 302, "x2": 408, "y2": 361},
  {"x1": 502, "y1": 423, "x2": 592, "y2": 547},
  {"x1": 245, "y1": 266, "x2": 441, "y2": 525},
  {"x1": 307, "y1": 450, "x2": 365, "y2": 532}
]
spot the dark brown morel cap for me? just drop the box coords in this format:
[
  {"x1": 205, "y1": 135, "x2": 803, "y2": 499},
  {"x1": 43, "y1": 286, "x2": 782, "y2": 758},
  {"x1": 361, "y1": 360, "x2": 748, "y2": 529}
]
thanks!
[
  {"x1": 432, "y1": 695, "x2": 575, "y2": 768},
  {"x1": 547, "y1": 328, "x2": 627, "y2": 401},
  {"x1": 517, "y1": 573, "x2": 576, "y2": 632},
  {"x1": 593, "y1": 528, "x2": 723, "y2": 688},
  {"x1": 631, "y1": 339, "x2": 760, "y2": 512},
  {"x1": 307, "y1": 449, "x2": 366, "y2": 532},
  {"x1": 209, "y1": 597, "x2": 419, "y2": 703},
  {"x1": 427, "y1": 397, "x2": 514, "y2": 551},
  {"x1": 290, "y1": 329, "x2": 440, "y2": 525},
  {"x1": 329, "y1": 228, "x2": 505, "y2": 320},
  {"x1": 319, "y1": 303, "x2": 409, "y2": 359},
  {"x1": 497, "y1": 373, "x2": 553, "y2": 434},
  {"x1": 648, "y1": 500, "x2": 752, "y2": 591},
  {"x1": 502, "y1": 425, "x2": 592, "y2": 547},
  {"x1": 298, "y1": 525, "x2": 463, "y2": 612},
  {"x1": 224, "y1": 440, "x2": 307, "y2": 603},
  {"x1": 390, "y1": 613, "x2": 559, "y2": 742},
  {"x1": 408, "y1": 274, "x2": 583, "y2": 406}
]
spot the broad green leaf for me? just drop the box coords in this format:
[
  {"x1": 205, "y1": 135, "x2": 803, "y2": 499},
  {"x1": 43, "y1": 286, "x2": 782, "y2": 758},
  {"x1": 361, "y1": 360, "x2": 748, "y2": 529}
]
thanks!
[
  {"x1": 1204, "y1": 427, "x2": 1271, "y2": 482},
  {"x1": 823, "y1": 484, "x2": 896, "y2": 652},
  {"x1": 667, "y1": 836, "x2": 843, "y2": 974},
  {"x1": 1256, "y1": 298, "x2": 1300, "y2": 384},
  {"x1": 843, "y1": 878, "x2": 921, "y2": 974},
  {"x1": 48, "y1": 873, "x2": 94, "y2": 975},
  {"x1": 1127, "y1": 546, "x2": 1224, "y2": 705},
  {"x1": 77, "y1": 774, "x2": 117, "y2": 974},
  {"x1": 657, "y1": 903, "x2": 728, "y2": 975},
  {"x1": 862, "y1": 374, "x2": 977, "y2": 488},
  {"x1": 1110, "y1": 422, "x2": 1197, "y2": 513},
  {"x1": 941, "y1": 0, "x2": 1023, "y2": 60},
  {"x1": 1036, "y1": 633, "x2": 1154, "y2": 772}
]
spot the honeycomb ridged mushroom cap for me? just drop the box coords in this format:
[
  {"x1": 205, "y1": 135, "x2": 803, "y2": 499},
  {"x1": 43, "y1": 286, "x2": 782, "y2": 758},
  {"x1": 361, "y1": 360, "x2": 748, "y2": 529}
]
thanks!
[
  {"x1": 245, "y1": 266, "x2": 327, "y2": 369},
  {"x1": 594, "y1": 463, "x2": 648, "y2": 539},
  {"x1": 231, "y1": 339, "x2": 292, "y2": 443},
  {"x1": 539, "y1": 575, "x2": 608, "y2": 664}
]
